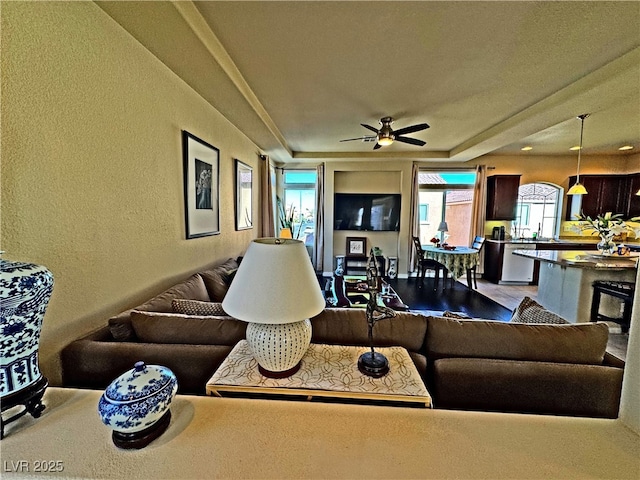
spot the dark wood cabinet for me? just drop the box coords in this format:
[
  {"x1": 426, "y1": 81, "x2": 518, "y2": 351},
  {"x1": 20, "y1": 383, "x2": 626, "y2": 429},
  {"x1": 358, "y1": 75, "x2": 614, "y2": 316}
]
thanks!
[
  {"x1": 566, "y1": 174, "x2": 628, "y2": 219},
  {"x1": 486, "y1": 175, "x2": 520, "y2": 220},
  {"x1": 624, "y1": 173, "x2": 640, "y2": 218},
  {"x1": 482, "y1": 241, "x2": 504, "y2": 283},
  {"x1": 344, "y1": 255, "x2": 385, "y2": 276}
]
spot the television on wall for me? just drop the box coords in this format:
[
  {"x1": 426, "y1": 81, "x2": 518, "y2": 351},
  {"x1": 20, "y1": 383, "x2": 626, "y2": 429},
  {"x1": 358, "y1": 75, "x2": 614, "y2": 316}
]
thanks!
[{"x1": 334, "y1": 193, "x2": 401, "y2": 231}]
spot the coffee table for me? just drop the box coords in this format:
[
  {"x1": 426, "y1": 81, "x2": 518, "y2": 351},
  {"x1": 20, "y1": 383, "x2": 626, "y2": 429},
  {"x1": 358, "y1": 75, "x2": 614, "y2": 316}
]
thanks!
[
  {"x1": 206, "y1": 341, "x2": 431, "y2": 408},
  {"x1": 343, "y1": 276, "x2": 409, "y2": 311}
]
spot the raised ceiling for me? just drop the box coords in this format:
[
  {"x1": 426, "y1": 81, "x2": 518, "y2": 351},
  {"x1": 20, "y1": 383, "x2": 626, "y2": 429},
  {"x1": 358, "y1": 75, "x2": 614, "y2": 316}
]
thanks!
[{"x1": 97, "y1": 1, "x2": 640, "y2": 163}]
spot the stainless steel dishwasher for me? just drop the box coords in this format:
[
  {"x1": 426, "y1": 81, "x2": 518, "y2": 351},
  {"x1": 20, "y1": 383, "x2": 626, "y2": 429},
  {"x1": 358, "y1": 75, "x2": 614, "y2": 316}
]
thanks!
[{"x1": 501, "y1": 243, "x2": 536, "y2": 283}]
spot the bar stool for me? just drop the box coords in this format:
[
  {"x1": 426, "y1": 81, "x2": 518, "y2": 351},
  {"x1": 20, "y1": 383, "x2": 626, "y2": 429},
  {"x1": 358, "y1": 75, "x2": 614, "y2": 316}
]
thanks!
[{"x1": 590, "y1": 280, "x2": 635, "y2": 333}]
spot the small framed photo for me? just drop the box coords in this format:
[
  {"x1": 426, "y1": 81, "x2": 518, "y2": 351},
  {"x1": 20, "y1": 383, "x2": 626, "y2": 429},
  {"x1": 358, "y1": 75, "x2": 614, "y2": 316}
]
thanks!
[
  {"x1": 234, "y1": 159, "x2": 253, "y2": 231},
  {"x1": 182, "y1": 131, "x2": 220, "y2": 239},
  {"x1": 346, "y1": 237, "x2": 367, "y2": 257}
]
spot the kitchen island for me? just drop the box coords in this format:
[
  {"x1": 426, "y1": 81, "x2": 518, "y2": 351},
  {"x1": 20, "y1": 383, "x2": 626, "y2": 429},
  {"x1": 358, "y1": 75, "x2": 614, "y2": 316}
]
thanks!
[{"x1": 513, "y1": 249, "x2": 637, "y2": 323}]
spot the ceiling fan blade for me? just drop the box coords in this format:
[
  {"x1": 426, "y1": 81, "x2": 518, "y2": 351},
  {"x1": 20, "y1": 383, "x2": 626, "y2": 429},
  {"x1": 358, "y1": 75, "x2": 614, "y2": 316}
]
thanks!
[
  {"x1": 340, "y1": 137, "x2": 366, "y2": 142},
  {"x1": 373, "y1": 143, "x2": 382, "y2": 150},
  {"x1": 361, "y1": 124, "x2": 379, "y2": 134},
  {"x1": 392, "y1": 123, "x2": 430, "y2": 136},
  {"x1": 395, "y1": 136, "x2": 426, "y2": 146}
]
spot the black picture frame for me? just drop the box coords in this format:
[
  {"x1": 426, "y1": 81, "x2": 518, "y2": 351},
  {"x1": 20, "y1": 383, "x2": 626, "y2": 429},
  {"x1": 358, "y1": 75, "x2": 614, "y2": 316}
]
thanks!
[
  {"x1": 182, "y1": 130, "x2": 220, "y2": 239},
  {"x1": 235, "y1": 159, "x2": 253, "y2": 231},
  {"x1": 346, "y1": 237, "x2": 367, "y2": 257}
]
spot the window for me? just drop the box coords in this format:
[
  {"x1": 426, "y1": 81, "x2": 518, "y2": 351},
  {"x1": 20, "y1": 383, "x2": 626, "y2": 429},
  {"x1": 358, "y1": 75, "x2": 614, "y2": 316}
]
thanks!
[
  {"x1": 282, "y1": 170, "x2": 317, "y2": 256},
  {"x1": 419, "y1": 204, "x2": 429, "y2": 223},
  {"x1": 418, "y1": 170, "x2": 476, "y2": 245},
  {"x1": 515, "y1": 183, "x2": 561, "y2": 239}
]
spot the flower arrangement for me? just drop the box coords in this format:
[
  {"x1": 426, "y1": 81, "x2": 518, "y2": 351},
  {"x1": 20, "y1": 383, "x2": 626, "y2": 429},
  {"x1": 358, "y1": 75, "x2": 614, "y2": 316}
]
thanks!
[
  {"x1": 574, "y1": 212, "x2": 640, "y2": 254},
  {"x1": 429, "y1": 236, "x2": 440, "y2": 247}
]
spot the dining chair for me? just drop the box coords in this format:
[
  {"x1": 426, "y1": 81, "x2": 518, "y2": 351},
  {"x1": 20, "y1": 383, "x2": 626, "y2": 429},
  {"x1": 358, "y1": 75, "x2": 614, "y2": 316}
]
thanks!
[
  {"x1": 466, "y1": 236, "x2": 485, "y2": 289},
  {"x1": 412, "y1": 236, "x2": 447, "y2": 290}
]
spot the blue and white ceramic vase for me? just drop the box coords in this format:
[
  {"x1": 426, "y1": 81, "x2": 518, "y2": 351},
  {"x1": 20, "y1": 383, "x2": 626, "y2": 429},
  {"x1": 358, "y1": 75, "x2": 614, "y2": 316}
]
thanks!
[
  {"x1": 1, "y1": 257, "x2": 54, "y2": 437},
  {"x1": 98, "y1": 362, "x2": 178, "y2": 449}
]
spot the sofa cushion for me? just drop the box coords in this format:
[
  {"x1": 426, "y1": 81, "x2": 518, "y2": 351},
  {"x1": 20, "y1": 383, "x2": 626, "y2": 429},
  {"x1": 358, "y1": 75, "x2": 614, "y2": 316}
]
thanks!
[
  {"x1": 136, "y1": 273, "x2": 210, "y2": 313},
  {"x1": 310, "y1": 308, "x2": 428, "y2": 353},
  {"x1": 200, "y1": 258, "x2": 239, "y2": 302},
  {"x1": 431, "y1": 357, "x2": 623, "y2": 418},
  {"x1": 426, "y1": 316, "x2": 608, "y2": 365},
  {"x1": 510, "y1": 296, "x2": 569, "y2": 324},
  {"x1": 130, "y1": 311, "x2": 246, "y2": 346},
  {"x1": 107, "y1": 273, "x2": 210, "y2": 340},
  {"x1": 172, "y1": 299, "x2": 227, "y2": 316}
]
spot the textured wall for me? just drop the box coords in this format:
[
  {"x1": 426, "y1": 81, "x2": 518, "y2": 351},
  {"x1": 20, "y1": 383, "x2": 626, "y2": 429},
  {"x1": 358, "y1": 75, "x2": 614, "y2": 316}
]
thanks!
[{"x1": 1, "y1": 2, "x2": 259, "y2": 384}]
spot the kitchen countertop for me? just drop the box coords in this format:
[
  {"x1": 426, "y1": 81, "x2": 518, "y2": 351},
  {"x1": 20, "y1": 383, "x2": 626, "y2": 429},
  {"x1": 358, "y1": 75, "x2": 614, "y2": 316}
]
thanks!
[{"x1": 513, "y1": 249, "x2": 639, "y2": 270}]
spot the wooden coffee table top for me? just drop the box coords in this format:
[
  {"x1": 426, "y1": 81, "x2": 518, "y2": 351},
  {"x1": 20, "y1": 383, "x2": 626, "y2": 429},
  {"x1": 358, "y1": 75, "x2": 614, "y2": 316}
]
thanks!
[{"x1": 206, "y1": 341, "x2": 431, "y2": 407}]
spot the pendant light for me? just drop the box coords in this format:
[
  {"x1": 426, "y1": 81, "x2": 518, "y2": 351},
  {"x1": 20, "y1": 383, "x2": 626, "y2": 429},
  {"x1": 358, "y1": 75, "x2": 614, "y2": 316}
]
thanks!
[{"x1": 567, "y1": 114, "x2": 589, "y2": 195}]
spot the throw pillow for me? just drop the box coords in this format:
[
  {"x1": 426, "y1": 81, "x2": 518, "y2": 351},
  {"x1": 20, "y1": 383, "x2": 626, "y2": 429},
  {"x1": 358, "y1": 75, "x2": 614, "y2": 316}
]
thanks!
[
  {"x1": 172, "y1": 299, "x2": 227, "y2": 316},
  {"x1": 511, "y1": 296, "x2": 569, "y2": 324}
]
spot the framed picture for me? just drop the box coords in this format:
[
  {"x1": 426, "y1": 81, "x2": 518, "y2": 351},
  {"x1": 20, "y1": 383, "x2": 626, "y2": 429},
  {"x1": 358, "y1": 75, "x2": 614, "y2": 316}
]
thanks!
[
  {"x1": 182, "y1": 130, "x2": 220, "y2": 239},
  {"x1": 346, "y1": 237, "x2": 367, "y2": 257},
  {"x1": 235, "y1": 159, "x2": 253, "y2": 230}
]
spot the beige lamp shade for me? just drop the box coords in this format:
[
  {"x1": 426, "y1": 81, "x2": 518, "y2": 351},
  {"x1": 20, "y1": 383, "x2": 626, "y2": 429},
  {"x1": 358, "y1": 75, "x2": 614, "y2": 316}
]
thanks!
[{"x1": 222, "y1": 238, "x2": 325, "y2": 324}]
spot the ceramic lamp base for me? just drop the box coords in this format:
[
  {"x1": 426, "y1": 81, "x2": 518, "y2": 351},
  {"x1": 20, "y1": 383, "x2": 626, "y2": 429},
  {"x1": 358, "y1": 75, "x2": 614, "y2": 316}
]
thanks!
[{"x1": 246, "y1": 319, "x2": 312, "y2": 377}]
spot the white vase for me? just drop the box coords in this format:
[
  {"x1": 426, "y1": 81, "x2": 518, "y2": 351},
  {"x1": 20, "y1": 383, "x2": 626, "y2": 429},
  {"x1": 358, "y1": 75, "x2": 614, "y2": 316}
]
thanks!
[{"x1": 1, "y1": 258, "x2": 54, "y2": 438}]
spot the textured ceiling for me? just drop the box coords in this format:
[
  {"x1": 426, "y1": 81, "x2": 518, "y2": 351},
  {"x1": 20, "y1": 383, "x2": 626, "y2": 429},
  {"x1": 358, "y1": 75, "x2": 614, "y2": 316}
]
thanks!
[{"x1": 98, "y1": 1, "x2": 640, "y2": 163}]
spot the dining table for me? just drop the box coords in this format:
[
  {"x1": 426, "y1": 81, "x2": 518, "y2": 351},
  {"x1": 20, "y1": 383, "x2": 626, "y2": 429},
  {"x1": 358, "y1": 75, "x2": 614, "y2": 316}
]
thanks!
[{"x1": 422, "y1": 245, "x2": 480, "y2": 288}]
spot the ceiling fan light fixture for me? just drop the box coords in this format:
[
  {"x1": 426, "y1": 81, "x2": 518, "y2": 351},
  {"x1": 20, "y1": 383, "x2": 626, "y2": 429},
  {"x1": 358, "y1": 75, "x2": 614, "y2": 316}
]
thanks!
[
  {"x1": 568, "y1": 114, "x2": 589, "y2": 196},
  {"x1": 377, "y1": 134, "x2": 394, "y2": 146}
]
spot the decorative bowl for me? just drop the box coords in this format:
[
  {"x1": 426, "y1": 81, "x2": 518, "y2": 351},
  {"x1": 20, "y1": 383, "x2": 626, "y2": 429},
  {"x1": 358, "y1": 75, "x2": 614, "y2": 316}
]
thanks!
[{"x1": 98, "y1": 362, "x2": 177, "y2": 448}]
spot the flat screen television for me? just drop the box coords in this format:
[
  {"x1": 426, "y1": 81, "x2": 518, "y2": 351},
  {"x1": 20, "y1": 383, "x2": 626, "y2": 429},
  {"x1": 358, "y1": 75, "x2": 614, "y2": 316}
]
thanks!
[{"x1": 334, "y1": 193, "x2": 401, "y2": 231}]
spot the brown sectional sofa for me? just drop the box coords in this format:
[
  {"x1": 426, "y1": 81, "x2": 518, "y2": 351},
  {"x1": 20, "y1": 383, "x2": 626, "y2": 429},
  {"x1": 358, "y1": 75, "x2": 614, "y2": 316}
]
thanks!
[{"x1": 61, "y1": 258, "x2": 625, "y2": 418}]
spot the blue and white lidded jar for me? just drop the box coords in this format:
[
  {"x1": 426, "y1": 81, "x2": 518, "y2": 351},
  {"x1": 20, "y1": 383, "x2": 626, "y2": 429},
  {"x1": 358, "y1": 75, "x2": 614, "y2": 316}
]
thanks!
[
  {"x1": 98, "y1": 362, "x2": 178, "y2": 449},
  {"x1": 1, "y1": 258, "x2": 54, "y2": 438}
]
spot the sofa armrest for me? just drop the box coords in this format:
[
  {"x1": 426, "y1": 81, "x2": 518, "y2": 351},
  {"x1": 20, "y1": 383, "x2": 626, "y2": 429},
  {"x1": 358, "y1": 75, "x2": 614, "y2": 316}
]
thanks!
[
  {"x1": 603, "y1": 351, "x2": 625, "y2": 369},
  {"x1": 432, "y1": 358, "x2": 623, "y2": 419},
  {"x1": 61, "y1": 339, "x2": 233, "y2": 395}
]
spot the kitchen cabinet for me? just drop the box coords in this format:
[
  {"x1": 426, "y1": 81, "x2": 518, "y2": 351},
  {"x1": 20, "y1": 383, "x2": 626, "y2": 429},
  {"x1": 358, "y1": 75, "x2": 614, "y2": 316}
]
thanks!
[
  {"x1": 566, "y1": 174, "x2": 628, "y2": 219},
  {"x1": 486, "y1": 175, "x2": 520, "y2": 220},
  {"x1": 624, "y1": 173, "x2": 640, "y2": 218},
  {"x1": 483, "y1": 241, "x2": 534, "y2": 284}
]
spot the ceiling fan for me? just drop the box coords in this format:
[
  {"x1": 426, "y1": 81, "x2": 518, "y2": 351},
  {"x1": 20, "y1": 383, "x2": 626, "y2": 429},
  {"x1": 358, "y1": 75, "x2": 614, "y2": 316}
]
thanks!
[{"x1": 340, "y1": 116, "x2": 430, "y2": 150}]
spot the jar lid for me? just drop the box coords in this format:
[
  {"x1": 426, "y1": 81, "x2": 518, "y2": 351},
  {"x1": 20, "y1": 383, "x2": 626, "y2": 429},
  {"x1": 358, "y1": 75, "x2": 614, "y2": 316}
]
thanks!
[{"x1": 105, "y1": 362, "x2": 175, "y2": 404}]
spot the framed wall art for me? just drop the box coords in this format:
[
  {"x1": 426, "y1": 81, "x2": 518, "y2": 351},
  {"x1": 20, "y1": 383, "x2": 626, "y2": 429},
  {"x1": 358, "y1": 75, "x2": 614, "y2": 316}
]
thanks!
[
  {"x1": 182, "y1": 130, "x2": 220, "y2": 239},
  {"x1": 234, "y1": 159, "x2": 253, "y2": 230},
  {"x1": 346, "y1": 237, "x2": 367, "y2": 257}
]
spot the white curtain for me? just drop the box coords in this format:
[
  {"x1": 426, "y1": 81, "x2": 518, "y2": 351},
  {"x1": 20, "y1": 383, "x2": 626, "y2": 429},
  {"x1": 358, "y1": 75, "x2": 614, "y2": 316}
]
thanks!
[
  {"x1": 313, "y1": 163, "x2": 325, "y2": 272},
  {"x1": 408, "y1": 162, "x2": 420, "y2": 275},
  {"x1": 260, "y1": 155, "x2": 275, "y2": 237}
]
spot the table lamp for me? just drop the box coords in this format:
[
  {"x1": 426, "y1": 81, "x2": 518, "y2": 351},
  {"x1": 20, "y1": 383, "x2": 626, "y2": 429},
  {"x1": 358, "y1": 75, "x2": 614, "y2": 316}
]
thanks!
[
  {"x1": 222, "y1": 238, "x2": 325, "y2": 378},
  {"x1": 437, "y1": 221, "x2": 448, "y2": 243}
]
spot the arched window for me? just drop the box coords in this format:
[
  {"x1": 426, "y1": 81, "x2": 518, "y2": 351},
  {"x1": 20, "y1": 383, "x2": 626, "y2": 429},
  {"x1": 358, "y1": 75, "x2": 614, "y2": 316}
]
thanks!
[{"x1": 514, "y1": 183, "x2": 561, "y2": 239}]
